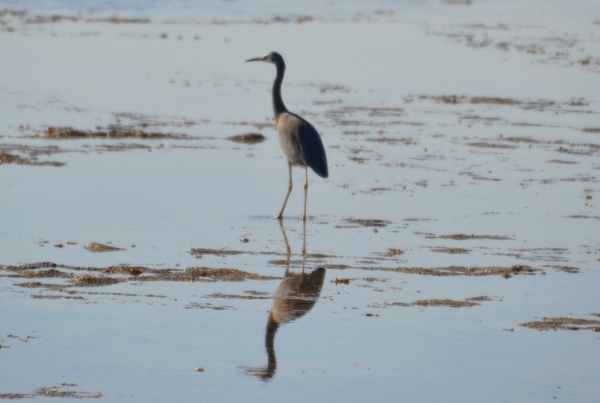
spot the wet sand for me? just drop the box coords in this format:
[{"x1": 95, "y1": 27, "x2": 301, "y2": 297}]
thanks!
[{"x1": 1, "y1": 1, "x2": 599, "y2": 402}]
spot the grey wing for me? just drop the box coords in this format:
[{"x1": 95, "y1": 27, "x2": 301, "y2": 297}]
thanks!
[{"x1": 282, "y1": 113, "x2": 328, "y2": 178}]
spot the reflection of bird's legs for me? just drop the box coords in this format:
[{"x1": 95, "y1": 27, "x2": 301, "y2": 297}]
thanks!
[
  {"x1": 279, "y1": 220, "x2": 291, "y2": 255},
  {"x1": 275, "y1": 164, "x2": 293, "y2": 220},
  {"x1": 301, "y1": 220, "x2": 307, "y2": 274},
  {"x1": 302, "y1": 166, "x2": 308, "y2": 222},
  {"x1": 302, "y1": 253, "x2": 306, "y2": 275},
  {"x1": 278, "y1": 220, "x2": 291, "y2": 275},
  {"x1": 302, "y1": 218, "x2": 307, "y2": 257}
]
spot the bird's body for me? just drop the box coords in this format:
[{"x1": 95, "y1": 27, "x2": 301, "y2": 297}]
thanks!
[
  {"x1": 276, "y1": 112, "x2": 328, "y2": 178},
  {"x1": 246, "y1": 52, "x2": 328, "y2": 220}
]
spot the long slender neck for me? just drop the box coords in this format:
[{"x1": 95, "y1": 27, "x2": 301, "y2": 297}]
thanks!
[{"x1": 272, "y1": 59, "x2": 288, "y2": 120}]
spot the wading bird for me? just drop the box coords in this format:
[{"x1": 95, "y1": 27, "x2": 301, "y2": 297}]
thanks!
[{"x1": 246, "y1": 52, "x2": 328, "y2": 221}]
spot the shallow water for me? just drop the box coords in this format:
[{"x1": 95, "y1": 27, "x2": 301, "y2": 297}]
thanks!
[{"x1": 1, "y1": 1, "x2": 599, "y2": 402}]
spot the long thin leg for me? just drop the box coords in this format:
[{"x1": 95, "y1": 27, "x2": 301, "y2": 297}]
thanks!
[
  {"x1": 275, "y1": 164, "x2": 293, "y2": 220},
  {"x1": 302, "y1": 166, "x2": 308, "y2": 222}
]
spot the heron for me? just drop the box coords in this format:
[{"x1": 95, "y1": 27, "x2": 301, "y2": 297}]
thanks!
[{"x1": 246, "y1": 52, "x2": 328, "y2": 221}]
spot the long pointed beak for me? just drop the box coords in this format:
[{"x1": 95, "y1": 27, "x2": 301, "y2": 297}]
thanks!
[{"x1": 246, "y1": 56, "x2": 264, "y2": 62}]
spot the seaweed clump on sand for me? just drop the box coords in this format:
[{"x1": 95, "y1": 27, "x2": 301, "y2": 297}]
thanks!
[
  {"x1": 84, "y1": 243, "x2": 124, "y2": 253},
  {"x1": 392, "y1": 264, "x2": 538, "y2": 277},
  {"x1": 73, "y1": 275, "x2": 121, "y2": 287},
  {"x1": 344, "y1": 218, "x2": 392, "y2": 227},
  {"x1": 189, "y1": 248, "x2": 247, "y2": 258},
  {"x1": 2, "y1": 262, "x2": 279, "y2": 292},
  {"x1": 0, "y1": 152, "x2": 65, "y2": 167},
  {"x1": 178, "y1": 267, "x2": 277, "y2": 282},
  {"x1": 0, "y1": 383, "x2": 102, "y2": 399},
  {"x1": 382, "y1": 296, "x2": 497, "y2": 308},
  {"x1": 228, "y1": 133, "x2": 266, "y2": 144},
  {"x1": 412, "y1": 299, "x2": 478, "y2": 308},
  {"x1": 44, "y1": 126, "x2": 188, "y2": 140},
  {"x1": 520, "y1": 317, "x2": 600, "y2": 332}
]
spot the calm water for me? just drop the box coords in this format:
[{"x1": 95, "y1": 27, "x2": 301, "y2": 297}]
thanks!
[{"x1": 1, "y1": 1, "x2": 599, "y2": 401}]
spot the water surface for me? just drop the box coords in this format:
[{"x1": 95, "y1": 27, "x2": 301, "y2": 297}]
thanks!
[{"x1": 1, "y1": 1, "x2": 599, "y2": 401}]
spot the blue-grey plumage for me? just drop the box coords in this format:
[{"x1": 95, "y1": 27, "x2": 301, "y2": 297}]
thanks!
[
  {"x1": 246, "y1": 51, "x2": 329, "y2": 221},
  {"x1": 277, "y1": 112, "x2": 328, "y2": 178}
]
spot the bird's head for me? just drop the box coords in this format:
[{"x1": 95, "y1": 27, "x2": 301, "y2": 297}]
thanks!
[{"x1": 246, "y1": 52, "x2": 283, "y2": 65}]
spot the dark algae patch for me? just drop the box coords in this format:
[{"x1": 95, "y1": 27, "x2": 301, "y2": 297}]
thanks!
[
  {"x1": 566, "y1": 214, "x2": 600, "y2": 220},
  {"x1": 343, "y1": 218, "x2": 392, "y2": 227},
  {"x1": 0, "y1": 152, "x2": 65, "y2": 167},
  {"x1": 466, "y1": 296, "x2": 496, "y2": 302},
  {"x1": 18, "y1": 268, "x2": 71, "y2": 278},
  {"x1": 44, "y1": 126, "x2": 190, "y2": 140},
  {"x1": 520, "y1": 317, "x2": 600, "y2": 332},
  {"x1": 383, "y1": 296, "x2": 496, "y2": 308},
  {"x1": 430, "y1": 247, "x2": 471, "y2": 254},
  {"x1": 391, "y1": 264, "x2": 537, "y2": 277},
  {"x1": 103, "y1": 266, "x2": 143, "y2": 275},
  {"x1": 0, "y1": 393, "x2": 28, "y2": 399},
  {"x1": 422, "y1": 95, "x2": 560, "y2": 111},
  {"x1": 547, "y1": 265, "x2": 579, "y2": 274},
  {"x1": 182, "y1": 267, "x2": 276, "y2": 282},
  {"x1": 418, "y1": 232, "x2": 514, "y2": 240},
  {"x1": 467, "y1": 142, "x2": 517, "y2": 149},
  {"x1": 387, "y1": 248, "x2": 405, "y2": 256},
  {"x1": 84, "y1": 243, "x2": 124, "y2": 253},
  {"x1": 1, "y1": 262, "x2": 279, "y2": 291},
  {"x1": 73, "y1": 275, "x2": 121, "y2": 287},
  {"x1": 33, "y1": 385, "x2": 102, "y2": 399},
  {"x1": 228, "y1": 133, "x2": 266, "y2": 144},
  {"x1": 189, "y1": 248, "x2": 247, "y2": 257},
  {"x1": 268, "y1": 259, "x2": 305, "y2": 266},
  {"x1": 412, "y1": 299, "x2": 479, "y2": 308},
  {"x1": 384, "y1": 302, "x2": 411, "y2": 307},
  {"x1": 0, "y1": 383, "x2": 102, "y2": 399},
  {"x1": 185, "y1": 302, "x2": 235, "y2": 310},
  {"x1": 189, "y1": 247, "x2": 310, "y2": 259},
  {"x1": 204, "y1": 292, "x2": 272, "y2": 300},
  {"x1": 438, "y1": 234, "x2": 513, "y2": 240}
]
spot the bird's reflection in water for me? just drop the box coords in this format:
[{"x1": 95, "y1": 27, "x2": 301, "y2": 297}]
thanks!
[{"x1": 242, "y1": 221, "x2": 325, "y2": 381}]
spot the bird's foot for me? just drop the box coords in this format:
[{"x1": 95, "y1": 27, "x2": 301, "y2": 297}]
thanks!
[{"x1": 274, "y1": 214, "x2": 283, "y2": 220}]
